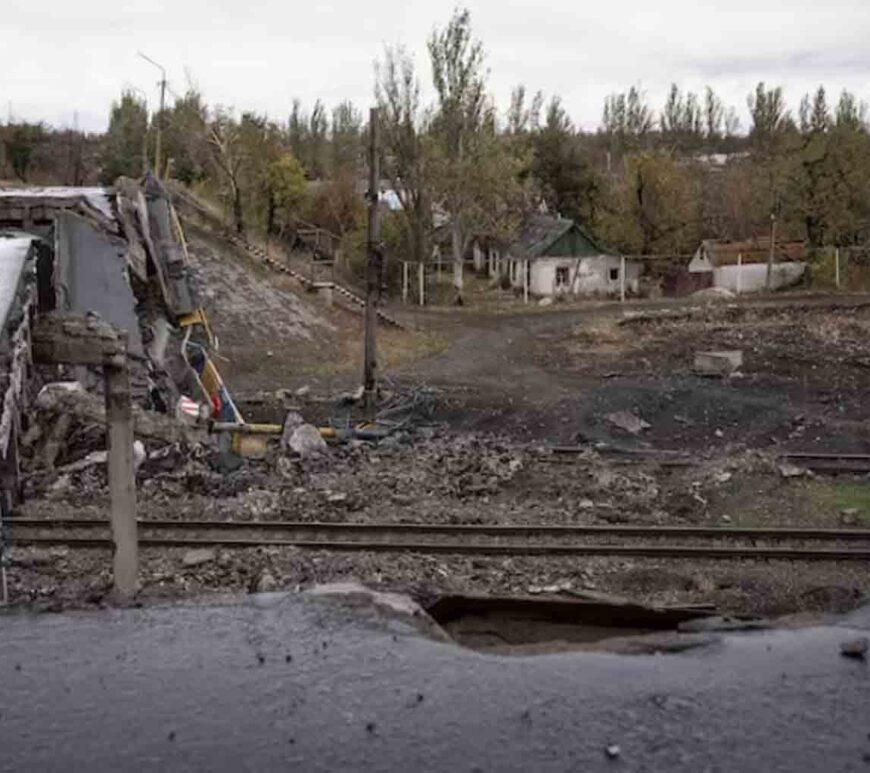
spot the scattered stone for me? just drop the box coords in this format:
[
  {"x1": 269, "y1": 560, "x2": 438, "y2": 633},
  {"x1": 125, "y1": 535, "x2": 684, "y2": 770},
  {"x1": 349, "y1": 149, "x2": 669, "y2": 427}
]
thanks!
[
  {"x1": 294, "y1": 385, "x2": 311, "y2": 398},
  {"x1": 257, "y1": 572, "x2": 278, "y2": 593},
  {"x1": 288, "y1": 424, "x2": 327, "y2": 457},
  {"x1": 327, "y1": 492, "x2": 348, "y2": 505},
  {"x1": 840, "y1": 508, "x2": 861, "y2": 526},
  {"x1": 280, "y1": 411, "x2": 306, "y2": 449},
  {"x1": 133, "y1": 440, "x2": 146, "y2": 473},
  {"x1": 714, "y1": 428, "x2": 725, "y2": 438},
  {"x1": 605, "y1": 744, "x2": 621, "y2": 759},
  {"x1": 695, "y1": 350, "x2": 743, "y2": 376},
  {"x1": 577, "y1": 498, "x2": 595, "y2": 510},
  {"x1": 605, "y1": 411, "x2": 651, "y2": 435},
  {"x1": 538, "y1": 297, "x2": 553, "y2": 307},
  {"x1": 777, "y1": 462, "x2": 807, "y2": 478},
  {"x1": 182, "y1": 548, "x2": 216, "y2": 567},
  {"x1": 839, "y1": 637, "x2": 868, "y2": 660}
]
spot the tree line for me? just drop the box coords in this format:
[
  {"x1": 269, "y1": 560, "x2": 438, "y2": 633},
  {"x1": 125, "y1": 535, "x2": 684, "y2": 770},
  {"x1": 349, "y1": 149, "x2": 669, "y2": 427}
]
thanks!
[{"x1": 3, "y1": 7, "x2": 870, "y2": 297}]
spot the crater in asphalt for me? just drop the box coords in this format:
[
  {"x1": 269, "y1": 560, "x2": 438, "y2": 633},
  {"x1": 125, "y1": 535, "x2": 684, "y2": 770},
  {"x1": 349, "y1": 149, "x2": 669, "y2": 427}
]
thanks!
[{"x1": 424, "y1": 593, "x2": 714, "y2": 656}]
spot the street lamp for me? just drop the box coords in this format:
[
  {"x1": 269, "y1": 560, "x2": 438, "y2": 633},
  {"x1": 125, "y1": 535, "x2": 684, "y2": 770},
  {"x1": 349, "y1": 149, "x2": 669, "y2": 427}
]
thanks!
[{"x1": 138, "y1": 51, "x2": 167, "y2": 177}]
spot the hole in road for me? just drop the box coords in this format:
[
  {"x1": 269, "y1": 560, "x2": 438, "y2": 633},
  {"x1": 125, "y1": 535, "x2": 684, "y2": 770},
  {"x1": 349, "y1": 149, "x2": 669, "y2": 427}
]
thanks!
[{"x1": 425, "y1": 594, "x2": 712, "y2": 655}]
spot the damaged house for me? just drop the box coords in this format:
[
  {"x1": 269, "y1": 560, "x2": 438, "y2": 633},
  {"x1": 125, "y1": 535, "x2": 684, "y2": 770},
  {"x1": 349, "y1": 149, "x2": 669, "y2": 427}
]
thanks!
[
  {"x1": 478, "y1": 215, "x2": 641, "y2": 299},
  {"x1": 688, "y1": 239, "x2": 807, "y2": 294}
]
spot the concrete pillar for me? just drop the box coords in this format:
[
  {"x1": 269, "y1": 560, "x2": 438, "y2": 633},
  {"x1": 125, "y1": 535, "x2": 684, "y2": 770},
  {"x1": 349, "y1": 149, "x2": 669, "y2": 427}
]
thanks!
[
  {"x1": 402, "y1": 262, "x2": 409, "y2": 304},
  {"x1": 104, "y1": 359, "x2": 138, "y2": 597},
  {"x1": 317, "y1": 285, "x2": 334, "y2": 306}
]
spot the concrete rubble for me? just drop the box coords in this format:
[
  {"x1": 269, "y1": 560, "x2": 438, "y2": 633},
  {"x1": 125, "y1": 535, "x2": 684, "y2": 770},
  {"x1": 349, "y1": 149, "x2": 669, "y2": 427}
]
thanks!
[
  {"x1": 0, "y1": 179, "x2": 242, "y2": 502},
  {"x1": 694, "y1": 350, "x2": 743, "y2": 376},
  {"x1": 605, "y1": 410, "x2": 651, "y2": 435}
]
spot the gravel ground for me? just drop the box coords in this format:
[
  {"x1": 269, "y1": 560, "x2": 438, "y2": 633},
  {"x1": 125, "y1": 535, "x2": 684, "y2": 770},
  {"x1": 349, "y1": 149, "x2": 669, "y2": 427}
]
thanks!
[{"x1": 9, "y1": 427, "x2": 870, "y2": 617}]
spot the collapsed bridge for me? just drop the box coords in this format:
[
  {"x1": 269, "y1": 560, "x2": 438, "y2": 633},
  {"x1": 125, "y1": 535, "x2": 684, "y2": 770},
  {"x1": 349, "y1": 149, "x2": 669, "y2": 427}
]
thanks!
[{"x1": 0, "y1": 178, "x2": 240, "y2": 514}]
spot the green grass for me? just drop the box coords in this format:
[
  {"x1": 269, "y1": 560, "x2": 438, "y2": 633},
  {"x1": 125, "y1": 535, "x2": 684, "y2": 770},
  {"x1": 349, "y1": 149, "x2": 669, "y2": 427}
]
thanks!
[{"x1": 806, "y1": 481, "x2": 870, "y2": 523}]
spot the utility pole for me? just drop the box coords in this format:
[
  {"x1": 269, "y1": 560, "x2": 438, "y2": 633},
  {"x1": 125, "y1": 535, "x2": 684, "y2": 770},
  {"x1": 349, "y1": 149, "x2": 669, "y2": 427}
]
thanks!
[
  {"x1": 138, "y1": 52, "x2": 167, "y2": 178},
  {"x1": 363, "y1": 108, "x2": 381, "y2": 419},
  {"x1": 765, "y1": 211, "x2": 777, "y2": 291}
]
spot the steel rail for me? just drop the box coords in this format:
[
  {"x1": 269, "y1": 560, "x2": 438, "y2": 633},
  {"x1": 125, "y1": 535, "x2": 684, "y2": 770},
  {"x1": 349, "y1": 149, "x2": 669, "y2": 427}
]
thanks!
[
  {"x1": 5, "y1": 518, "x2": 870, "y2": 541},
  {"x1": 5, "y1": 533, "x2": 870, "y2": 560}
]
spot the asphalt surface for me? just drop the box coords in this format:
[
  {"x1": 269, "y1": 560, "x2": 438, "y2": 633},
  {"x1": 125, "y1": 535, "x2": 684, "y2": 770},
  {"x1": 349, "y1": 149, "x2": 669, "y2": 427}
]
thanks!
[{"x1": 1, "y1": 592, "x2": 869, "y2": 772}]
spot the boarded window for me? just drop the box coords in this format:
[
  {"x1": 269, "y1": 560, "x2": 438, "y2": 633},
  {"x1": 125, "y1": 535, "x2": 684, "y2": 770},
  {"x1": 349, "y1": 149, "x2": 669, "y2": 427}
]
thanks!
[{"x1": 555, "y1": 266, "x2": 570, "y2": 286}]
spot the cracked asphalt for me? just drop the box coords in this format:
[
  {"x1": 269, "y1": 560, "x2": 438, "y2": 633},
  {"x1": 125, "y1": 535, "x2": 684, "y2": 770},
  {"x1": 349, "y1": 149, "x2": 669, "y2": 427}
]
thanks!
[{"x1": 1, "y1": 593, "x2": 868, "y2": 772}]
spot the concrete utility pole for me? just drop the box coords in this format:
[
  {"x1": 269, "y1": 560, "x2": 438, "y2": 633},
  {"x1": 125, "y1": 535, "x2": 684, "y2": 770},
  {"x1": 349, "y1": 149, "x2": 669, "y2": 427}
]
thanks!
[
  {"x1": 765, "y1": 212, "x2": 777, "y2": 291},
  {"x1": 32, "y1": 316, "x2": 138, "y2": 597},
  {"x1": 104, "y1": 357, "x2": 138, "y2": 596},
  {"x1": 138, "y1": 52, "x2": 167, "y2": 178},
  {"x1": 363, "y1": 108, "x2": 381, "y2": 419}
]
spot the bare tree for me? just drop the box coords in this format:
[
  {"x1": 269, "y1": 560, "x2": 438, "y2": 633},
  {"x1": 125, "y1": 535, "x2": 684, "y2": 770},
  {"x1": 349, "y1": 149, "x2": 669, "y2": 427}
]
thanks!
[{"x1": 375, "y1": 45, "x2": 431, "y2": 265}]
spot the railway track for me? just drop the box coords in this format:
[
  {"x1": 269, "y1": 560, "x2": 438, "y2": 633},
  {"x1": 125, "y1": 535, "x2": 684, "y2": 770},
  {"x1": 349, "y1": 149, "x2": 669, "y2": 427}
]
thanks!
[
  {"x1": 5, "y1": 518, "x2": 870, "y2": 561},
  {"x1": 548, "y1": 446, "x2": 870, "y2": 473}
]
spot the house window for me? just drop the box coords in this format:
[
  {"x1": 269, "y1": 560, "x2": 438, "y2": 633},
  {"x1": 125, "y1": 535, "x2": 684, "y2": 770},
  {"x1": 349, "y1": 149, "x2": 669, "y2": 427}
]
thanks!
[
  {"x1": 609, "y1": 267, "x2": 620, "y2": 281},
  {"x1": 555, "y1": 266, "x2": 570, "y2": 287}
]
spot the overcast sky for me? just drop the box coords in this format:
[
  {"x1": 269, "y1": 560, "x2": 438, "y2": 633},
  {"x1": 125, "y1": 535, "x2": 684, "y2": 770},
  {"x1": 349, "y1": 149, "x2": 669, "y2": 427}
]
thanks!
[{"x1": 3, "y1": 0, "x2": 869, "y2": 133}]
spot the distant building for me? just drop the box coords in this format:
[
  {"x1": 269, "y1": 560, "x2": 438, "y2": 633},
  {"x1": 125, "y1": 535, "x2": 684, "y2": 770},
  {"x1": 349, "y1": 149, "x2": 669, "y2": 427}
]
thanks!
[
  {"x1": 689, "y1": 238, "x2": 807, "y2": 293},
  {"x1": 489, "y1": 215, "x2": 640, "y2": 298}
]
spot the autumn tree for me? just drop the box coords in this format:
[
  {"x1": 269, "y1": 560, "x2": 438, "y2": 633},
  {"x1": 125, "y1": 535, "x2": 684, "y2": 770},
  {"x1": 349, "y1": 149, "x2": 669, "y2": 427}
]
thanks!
[
  {"x1": 3, "y1": 123, "x2": 46, "y2": 182},
  {"x1": 237, "y1": 113, "x2": 308, "y2": 234},
  {"x1": 531, "y1": 96, "x2": 601, "y2": 226},
  {"x1": 376, "y1": 45, "x2": 432, "y2": 265},
  {"x1": 600, "y1": 150, "x2": 702, "y2": 255},
  {"x1": 162, "y1": 89, "x2": 209, "y2": 184},
  {"x1": 427, "y1": 7, "x2": 523, "y2": 303},
  {"x1": 100, "y1": 90, "x2": 149, "y2": 183},
  {"x1": 204, "y1": 108, "x2": 246, "y2": 233},
  {"x1": 506, "y1": 85, "x2": 543, "y2": 135},
  {"x1": 330, "y1": 100, "x2": 363, "y2": 177}
]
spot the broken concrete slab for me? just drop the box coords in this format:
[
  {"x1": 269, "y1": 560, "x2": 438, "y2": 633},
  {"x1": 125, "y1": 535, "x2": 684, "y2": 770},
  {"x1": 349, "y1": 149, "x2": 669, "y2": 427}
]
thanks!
[
  {"x1": 287, "y1": 424, "x2": 327, "y2": 457},
  {"x1": 777, "y1": 461, "x2": 808, "y2": 478},
  {"x1": 182, "y1": 548, "x2": 217, "y2": 567},
  {"x1": 605, "y1": 411, "x2": 651, "y2": 435},
  {"x1": 694, "y1": 350, "x2": 744, "y2": 376},
  {"x1": 280, "y1": 411, "x2": 306, "y2": 450},
  {"x1": 35, "y1": 381, "x2": 206, "y2": 446}
]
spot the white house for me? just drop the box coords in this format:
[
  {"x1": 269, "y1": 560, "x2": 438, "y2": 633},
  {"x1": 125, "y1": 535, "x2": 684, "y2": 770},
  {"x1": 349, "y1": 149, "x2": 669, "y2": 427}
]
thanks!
[
  {"x1": 689, "y1": 239, "x2": 807, "y2": 294},
  {"x1": 495, "y1": 215, "x2": 641, "y2": 298}
]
